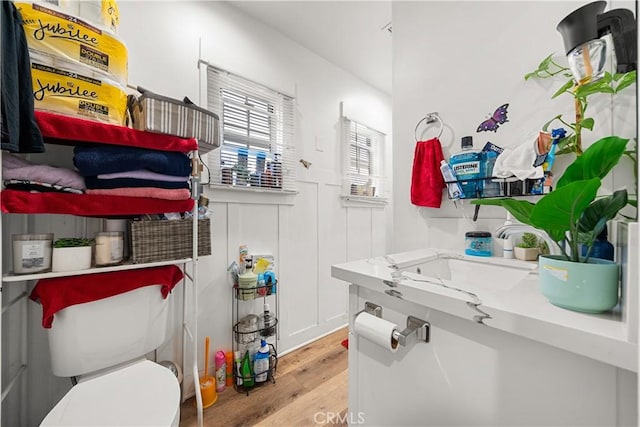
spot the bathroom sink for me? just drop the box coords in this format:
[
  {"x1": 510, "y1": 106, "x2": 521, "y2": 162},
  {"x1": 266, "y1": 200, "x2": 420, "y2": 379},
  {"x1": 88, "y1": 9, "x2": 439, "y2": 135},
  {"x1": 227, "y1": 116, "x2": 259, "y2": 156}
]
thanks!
[{"x1": 398, "y1": 253, "x2": 537, "y2": 293}]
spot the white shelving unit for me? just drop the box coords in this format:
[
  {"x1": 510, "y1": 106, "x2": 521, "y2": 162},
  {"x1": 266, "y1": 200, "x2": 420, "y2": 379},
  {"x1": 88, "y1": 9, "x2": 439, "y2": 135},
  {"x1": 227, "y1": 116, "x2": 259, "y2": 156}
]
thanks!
[{"x1": 0, "y1": 112, "x2": 205, "y2": 426}]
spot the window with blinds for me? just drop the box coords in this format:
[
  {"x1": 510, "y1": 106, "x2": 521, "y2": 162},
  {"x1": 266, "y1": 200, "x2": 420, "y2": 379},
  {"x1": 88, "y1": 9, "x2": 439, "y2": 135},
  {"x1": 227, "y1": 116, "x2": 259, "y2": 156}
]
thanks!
[
  {"x1": 206, "y1": 66, "x2": 296, "y2": 192},
  {"x1": 342, "y1": 117, "x2": 386, "y2": 199}
]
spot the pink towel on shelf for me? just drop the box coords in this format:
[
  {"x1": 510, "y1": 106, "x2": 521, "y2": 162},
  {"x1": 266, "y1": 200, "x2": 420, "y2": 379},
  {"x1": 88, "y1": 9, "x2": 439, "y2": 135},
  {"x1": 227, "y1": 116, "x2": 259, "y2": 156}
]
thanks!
[
  {"x1": 410, "y1": 137, "x2": 446, "y2": 208},
  {"x1": 86, "y1": 187, "x2": 191, "y2": 200}
]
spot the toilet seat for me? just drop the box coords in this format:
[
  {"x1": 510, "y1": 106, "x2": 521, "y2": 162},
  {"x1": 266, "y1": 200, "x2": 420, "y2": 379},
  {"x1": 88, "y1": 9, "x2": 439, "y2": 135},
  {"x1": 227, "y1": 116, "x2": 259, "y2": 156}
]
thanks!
[{"x1": 41, "y1": 360, "x2": 180, "y2": 426}]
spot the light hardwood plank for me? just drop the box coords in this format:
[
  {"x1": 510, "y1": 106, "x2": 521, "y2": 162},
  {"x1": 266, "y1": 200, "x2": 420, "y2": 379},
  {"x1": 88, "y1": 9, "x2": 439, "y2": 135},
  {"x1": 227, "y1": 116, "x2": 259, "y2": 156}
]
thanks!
[
  {"x1": 254, "y1": 368, "x2": 348, "y2": 427},
  {"x1": 179, "y1": 327, "x2": 348, "y2": 427}
]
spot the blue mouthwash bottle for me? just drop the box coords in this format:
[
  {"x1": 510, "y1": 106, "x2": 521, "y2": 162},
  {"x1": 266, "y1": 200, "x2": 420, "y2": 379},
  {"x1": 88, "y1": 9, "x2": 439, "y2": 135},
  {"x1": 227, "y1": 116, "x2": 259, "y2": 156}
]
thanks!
[
  {"x1": 581, "y1": 225, "x2": 614, "y2": 261},
  {"x1": 449, "y1": 136, "x2": 484, "y2": 198}
]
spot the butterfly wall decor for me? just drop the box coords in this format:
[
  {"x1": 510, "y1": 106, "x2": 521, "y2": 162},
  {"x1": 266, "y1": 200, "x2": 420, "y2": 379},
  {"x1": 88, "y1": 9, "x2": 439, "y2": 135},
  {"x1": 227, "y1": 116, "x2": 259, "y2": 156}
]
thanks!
[{"x1": 476, "y1": 103, "x2": 509, "y2": 133}]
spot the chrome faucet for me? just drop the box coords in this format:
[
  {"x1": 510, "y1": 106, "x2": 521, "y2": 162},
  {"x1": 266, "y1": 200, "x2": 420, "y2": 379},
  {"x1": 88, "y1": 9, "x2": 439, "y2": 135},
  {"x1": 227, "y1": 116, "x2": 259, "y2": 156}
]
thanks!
[{"x1": 494, "y1": 213, "x2": 561, "y2": 255}]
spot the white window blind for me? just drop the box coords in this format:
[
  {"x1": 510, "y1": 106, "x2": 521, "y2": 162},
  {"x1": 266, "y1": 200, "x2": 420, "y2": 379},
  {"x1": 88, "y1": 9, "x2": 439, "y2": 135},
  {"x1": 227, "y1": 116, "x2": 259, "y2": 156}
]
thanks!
[
  {"x1": 207, "y1": 66, "x2": 296, "y2": 192},
  {"x1": 341, "y1": 117, "x2": 386, "y2": 198}
]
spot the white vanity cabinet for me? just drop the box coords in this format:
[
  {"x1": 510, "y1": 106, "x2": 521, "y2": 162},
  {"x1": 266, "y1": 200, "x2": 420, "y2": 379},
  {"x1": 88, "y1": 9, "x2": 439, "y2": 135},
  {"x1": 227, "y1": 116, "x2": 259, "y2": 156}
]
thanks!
[
  {"x1": 347, "y1": 285, "x2": 636, "y2": 426},
  {"x1": 334, "y1": 241, "x2": 638, "y2": 426}
]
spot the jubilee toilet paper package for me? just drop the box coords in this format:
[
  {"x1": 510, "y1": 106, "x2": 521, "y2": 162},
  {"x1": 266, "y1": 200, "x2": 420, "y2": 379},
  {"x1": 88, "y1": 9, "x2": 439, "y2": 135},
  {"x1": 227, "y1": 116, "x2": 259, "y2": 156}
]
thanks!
[
  {"x1": 28, "y1": 0, "x2": 120, "y2": 33},
  {"x1": 16, "y1": 1, "x2": 128, "y2": 86},
  {"x1": 353, "y1": 312, "x2": 400, "y2": 352},
  {"x1": 30, "y1": 60, "x2": 127, "y2": 125}
]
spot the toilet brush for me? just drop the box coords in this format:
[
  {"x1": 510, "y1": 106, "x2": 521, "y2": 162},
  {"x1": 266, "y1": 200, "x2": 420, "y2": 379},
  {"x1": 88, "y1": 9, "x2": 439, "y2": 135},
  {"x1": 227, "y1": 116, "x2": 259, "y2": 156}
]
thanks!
[{"x1": 199, "y1": 336, "x2": 217, "y2": 408}]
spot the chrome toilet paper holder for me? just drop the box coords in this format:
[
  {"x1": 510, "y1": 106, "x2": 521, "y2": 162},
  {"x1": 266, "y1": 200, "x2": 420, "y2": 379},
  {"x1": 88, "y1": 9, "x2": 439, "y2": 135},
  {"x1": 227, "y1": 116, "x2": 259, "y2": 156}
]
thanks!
[{"x1": 360, "y1": 302, "x2": 430, "y2": 345}]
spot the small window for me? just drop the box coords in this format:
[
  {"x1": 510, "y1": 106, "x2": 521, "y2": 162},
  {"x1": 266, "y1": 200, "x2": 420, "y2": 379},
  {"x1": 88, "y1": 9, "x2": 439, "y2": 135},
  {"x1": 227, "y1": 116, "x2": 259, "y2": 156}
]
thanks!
[
  {"x1": 341, "y1": 117, "x2": 386, "y2": 200},
  {"x1": 206, "y1": 66, "x2": 296, "y2": 192}
]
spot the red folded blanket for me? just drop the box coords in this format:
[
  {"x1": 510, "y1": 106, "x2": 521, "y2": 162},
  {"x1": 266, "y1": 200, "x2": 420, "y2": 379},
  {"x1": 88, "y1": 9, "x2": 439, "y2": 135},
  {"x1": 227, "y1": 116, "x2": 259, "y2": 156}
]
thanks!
[
  {"x1": 1, "y1": 189, "x2": 194, "y2": 215},
  {"x1": 35, "y1": 111, "x2": 197, "y2": 153},
  {"x1": 30, "y1": 265, "x2": 184, "y2": 328}
]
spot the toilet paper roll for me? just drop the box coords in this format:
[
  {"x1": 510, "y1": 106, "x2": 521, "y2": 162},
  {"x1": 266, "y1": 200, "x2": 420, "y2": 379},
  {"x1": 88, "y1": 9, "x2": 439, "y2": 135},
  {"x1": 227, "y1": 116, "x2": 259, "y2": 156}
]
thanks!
[{"x1": 353, "y1": 312, "x2": 400, "y2": 352}]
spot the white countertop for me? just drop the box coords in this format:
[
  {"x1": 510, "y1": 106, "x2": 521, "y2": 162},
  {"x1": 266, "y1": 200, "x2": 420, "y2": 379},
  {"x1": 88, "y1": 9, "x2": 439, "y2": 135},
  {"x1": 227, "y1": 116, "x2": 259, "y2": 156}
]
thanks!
[{"x1": 332, "y1": 248, "x2": 638, "y2": 372}]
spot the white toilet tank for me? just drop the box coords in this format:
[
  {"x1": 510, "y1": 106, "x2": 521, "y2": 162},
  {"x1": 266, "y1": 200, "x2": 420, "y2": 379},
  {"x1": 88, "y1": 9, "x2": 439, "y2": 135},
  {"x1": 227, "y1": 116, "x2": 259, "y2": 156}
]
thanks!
[{"x1": 48, "y1": 284, "x2": 171, "y2": 377}]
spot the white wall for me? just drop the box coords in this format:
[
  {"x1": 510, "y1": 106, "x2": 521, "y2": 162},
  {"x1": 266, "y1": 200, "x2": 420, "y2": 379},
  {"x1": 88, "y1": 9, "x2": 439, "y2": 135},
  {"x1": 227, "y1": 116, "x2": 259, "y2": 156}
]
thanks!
[
  {"x1": 391, "y1": 1, "x2": 637, "y2": 254},
  {"x1": 3, "y1": 1, "x2": 391, "y2": 425}
]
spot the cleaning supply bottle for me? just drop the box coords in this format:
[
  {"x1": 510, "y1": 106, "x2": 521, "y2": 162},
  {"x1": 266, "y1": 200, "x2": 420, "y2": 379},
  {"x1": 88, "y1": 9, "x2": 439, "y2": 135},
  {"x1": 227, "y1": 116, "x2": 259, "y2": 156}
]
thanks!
[
  {"x1": 214, "y1": 350, "x2": 226, "y2": 392},
  {"x1": 253, "y1": 340, "x2": 270, "y2": 383},
  {"x1": 234, "y1": 351, "x2": 243, "y2": 386},
  {"x1": 260, "y1": 303, "x2": 276, "y2": 337},
  {"x1": 225, "y1": 351, "x2": 233, "y2": 387},
  {"x1": 449, "y1": 136, "x2": 484, "y2": 198},
  {"x1": 542, "y1": 128, "x2": 566, "y2": 193},
  {"x1": 581, "y1": 225, "x2": 614, "y2": 261},
  {"x1": 240, "y1": 350, "x2": 254, "y2": 388},
  {"x1": 257, "y1": 273, "x2": 267, "y2": 297}
]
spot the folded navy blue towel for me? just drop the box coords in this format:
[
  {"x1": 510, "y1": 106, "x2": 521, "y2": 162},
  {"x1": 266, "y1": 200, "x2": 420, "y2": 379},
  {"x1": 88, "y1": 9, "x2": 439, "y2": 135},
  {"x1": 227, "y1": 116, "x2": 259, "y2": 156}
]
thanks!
[
  {"x1": 84, "y1": 176, "x2": 190, "y2": 190},
  {"x1": 74, "y1": 144, "x2": 191, "y2": 177}
]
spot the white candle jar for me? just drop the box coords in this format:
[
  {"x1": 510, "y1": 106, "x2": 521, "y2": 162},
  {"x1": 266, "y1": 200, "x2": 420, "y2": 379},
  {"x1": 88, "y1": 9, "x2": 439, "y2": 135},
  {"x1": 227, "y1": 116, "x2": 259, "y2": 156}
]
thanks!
[
  {"x1": 12, "y1": 234, "x2": 53, "y2": 274},
  {"x1": 94, "y1": 231, "x2": 124, "y2": 266}
]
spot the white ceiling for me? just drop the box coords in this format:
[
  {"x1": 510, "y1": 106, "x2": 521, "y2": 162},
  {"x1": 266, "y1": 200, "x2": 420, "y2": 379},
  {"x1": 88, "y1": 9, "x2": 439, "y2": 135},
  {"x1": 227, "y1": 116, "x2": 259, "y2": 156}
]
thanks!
[{"x1": 228, "y1": 1, "x2": 392, "y2": 95}]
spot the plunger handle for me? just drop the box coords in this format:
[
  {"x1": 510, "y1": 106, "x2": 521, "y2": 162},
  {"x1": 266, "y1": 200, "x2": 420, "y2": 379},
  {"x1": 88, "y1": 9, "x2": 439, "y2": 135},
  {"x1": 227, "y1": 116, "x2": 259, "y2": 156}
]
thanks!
[{"x1": 204, "y1": 336, "x2": 210, "y2": 379}]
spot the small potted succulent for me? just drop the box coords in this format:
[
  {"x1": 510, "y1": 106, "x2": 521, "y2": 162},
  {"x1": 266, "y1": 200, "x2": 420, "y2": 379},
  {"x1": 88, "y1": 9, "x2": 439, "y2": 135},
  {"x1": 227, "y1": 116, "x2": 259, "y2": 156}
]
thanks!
[
  {"x1": 514, "y1": 232, "x2": 543, "y2": 261},
  {"x1": 51, "y1": 238, "x2": 94, "y2": 272}
]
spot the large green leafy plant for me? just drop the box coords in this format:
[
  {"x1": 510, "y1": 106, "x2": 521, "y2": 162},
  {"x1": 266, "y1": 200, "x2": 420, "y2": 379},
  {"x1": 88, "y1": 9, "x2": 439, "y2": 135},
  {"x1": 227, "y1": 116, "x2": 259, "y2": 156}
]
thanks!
[
  {"x1": 525, "y1": 54, "x2": 636, "y2": 156},
  {"x1": 472, "y1": 136, "x2": 628, "y2": 262}
]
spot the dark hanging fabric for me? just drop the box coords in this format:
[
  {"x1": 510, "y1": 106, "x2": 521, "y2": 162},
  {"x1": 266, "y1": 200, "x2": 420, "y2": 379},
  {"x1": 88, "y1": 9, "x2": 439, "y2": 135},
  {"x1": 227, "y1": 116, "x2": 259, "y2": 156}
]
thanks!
[{"x1": 1, "y1": 1, "x2": 45, "y2": 153}]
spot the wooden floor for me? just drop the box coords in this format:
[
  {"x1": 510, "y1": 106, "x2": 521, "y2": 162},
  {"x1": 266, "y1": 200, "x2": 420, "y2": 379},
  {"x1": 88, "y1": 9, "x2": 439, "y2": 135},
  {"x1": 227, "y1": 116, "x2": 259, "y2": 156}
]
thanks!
[{"x1": 179, "y1": 327, "x2": 348, "y2": 427}]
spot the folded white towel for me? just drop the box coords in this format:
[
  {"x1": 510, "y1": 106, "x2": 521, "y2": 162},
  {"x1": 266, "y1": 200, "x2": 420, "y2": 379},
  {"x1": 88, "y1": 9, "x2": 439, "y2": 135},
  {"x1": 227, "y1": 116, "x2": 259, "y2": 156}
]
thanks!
[{"x1": 493, "y1": 139, "x2": 544, "y2": 180}]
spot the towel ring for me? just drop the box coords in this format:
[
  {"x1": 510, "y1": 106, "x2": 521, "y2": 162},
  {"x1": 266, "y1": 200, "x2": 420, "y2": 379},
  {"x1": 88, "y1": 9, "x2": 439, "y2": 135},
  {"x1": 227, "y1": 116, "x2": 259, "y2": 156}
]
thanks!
[{"x1": 414, "y1": 113, "x2": 444, "y2": 142}]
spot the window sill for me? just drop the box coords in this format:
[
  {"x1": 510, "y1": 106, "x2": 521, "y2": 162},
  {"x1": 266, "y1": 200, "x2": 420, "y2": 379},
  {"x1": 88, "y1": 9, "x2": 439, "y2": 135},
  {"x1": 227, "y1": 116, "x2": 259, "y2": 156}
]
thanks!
[
  {"x1": 206, "y1": 183, "x2": 297, "y2": 205},
  {"x1": 340, "y1": 194, "x2": 388, "y2": 207}
]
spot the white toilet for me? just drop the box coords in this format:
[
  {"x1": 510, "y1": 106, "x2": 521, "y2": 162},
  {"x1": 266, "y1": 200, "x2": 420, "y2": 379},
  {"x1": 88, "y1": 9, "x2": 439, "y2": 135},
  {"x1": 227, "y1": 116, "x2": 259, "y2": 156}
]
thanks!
[{"x1": 40, "y1": 284, "x2": 181, "y2": 426}]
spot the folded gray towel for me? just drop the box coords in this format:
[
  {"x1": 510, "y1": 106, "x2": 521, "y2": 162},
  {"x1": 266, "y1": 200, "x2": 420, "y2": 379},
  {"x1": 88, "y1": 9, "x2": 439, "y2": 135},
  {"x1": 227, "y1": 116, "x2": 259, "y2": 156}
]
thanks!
[{"x1": 2, "y1": 153, "x2": 85, "y2": 190}]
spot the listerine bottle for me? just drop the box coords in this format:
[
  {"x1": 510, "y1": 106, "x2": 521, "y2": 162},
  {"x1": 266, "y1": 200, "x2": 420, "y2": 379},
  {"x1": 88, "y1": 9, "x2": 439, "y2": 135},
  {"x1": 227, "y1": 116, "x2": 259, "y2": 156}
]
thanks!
[{"x1": 449, "y1": 136, "x2": 484, "y2": 198}]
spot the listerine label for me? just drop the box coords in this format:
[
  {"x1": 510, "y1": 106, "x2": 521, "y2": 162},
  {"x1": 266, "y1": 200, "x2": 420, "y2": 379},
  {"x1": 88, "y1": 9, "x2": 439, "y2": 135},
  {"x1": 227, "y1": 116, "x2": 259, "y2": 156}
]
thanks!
[{"x1": 452, "y1": 161, "x2": 480, "y2": 177}]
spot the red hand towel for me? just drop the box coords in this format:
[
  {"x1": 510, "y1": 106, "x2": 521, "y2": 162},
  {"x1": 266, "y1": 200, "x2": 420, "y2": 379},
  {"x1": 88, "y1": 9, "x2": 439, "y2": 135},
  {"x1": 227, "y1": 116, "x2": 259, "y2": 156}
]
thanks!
[
  {"x1": 411, "y1": 137, "x2": 446, "y2": 208},
  {"x1": 30, "y1": 265, "x2": 184, "y2": 328}
]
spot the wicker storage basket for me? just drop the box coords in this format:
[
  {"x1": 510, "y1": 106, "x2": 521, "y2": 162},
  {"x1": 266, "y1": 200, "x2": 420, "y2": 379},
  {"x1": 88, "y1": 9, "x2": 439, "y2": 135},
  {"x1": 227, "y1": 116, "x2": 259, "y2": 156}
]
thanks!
[{"x1": 130, "y1": 218, "x2": 211, "y2": 263}]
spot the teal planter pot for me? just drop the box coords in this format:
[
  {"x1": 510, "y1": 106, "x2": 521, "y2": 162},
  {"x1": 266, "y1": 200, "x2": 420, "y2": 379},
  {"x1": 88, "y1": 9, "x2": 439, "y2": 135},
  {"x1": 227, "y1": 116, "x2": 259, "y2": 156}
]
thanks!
[{"x1": 538, "y1": 255, "x2": 620, "y2": 313}]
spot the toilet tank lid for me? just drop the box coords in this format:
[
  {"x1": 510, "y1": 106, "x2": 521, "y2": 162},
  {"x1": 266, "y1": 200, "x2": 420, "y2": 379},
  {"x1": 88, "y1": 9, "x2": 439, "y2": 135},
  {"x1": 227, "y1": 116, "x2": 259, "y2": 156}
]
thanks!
[
  {"x1": 31, "y1": 265, "x2": 183, "y2": 328},
  {"x1": 40, "y1": 360, "x2": 180, "y2": 426}
]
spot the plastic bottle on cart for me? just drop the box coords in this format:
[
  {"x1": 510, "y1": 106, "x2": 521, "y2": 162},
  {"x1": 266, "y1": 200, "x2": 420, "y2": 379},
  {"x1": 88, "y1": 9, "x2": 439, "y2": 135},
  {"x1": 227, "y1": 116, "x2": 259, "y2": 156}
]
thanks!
[
  {"x1": 260, "y1": 303, "x2": 276, "y2": 337},
  {"x1": 241, "y1": 350, "x2": 254, "y2": 388},
  {"x1": 257, "y1": 273, "x2": 267, "y2": 297},
  {"x1": 254, "y1": 340, "x2": 270, "y2": 383},
  {"x1": 449, "y1": 136, "x2": 484, "y2": 198},
  {"x1": 234, "y1": 351, "x2": 243, "y2": 386},
  {"x1": 215, "y1": 350, "x2": 226, "y2": 392}
]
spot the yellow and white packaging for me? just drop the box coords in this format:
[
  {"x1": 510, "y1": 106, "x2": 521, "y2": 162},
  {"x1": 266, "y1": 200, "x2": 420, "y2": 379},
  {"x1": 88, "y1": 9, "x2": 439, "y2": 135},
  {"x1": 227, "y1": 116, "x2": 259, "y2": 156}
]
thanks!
[
  {"x1": 30, "y1": 0, "x2": 120, "y2": 33},
  {"x1": 16, "y1": 2, "x2": 127, "y2": 85},
  {"x1": 101, "y1": 0, "x2": 120, "y2": 33},
  {"x1": 31, "y1": 61, "x2": 127, "y2": 125}
]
